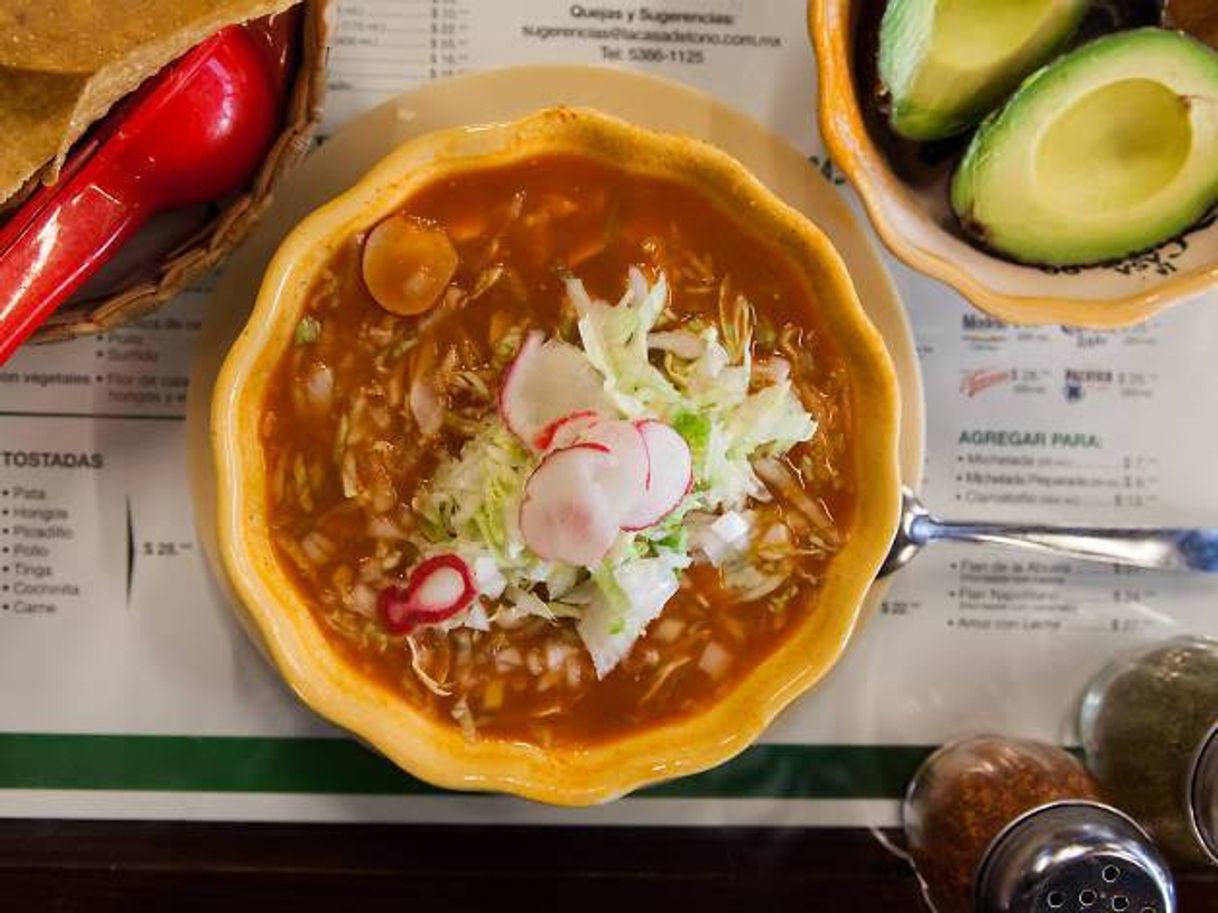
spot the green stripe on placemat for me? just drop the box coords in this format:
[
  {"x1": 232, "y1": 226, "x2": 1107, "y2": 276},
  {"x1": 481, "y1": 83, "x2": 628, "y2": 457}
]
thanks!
[{"x1": 0, "y1": 734, "x2": 933, "y2": 799}]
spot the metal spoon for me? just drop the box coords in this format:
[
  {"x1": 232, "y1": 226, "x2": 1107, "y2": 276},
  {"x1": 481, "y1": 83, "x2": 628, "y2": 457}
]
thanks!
[{"x1": 879, "y1": 486, "x2": 1218, "y2": 577}]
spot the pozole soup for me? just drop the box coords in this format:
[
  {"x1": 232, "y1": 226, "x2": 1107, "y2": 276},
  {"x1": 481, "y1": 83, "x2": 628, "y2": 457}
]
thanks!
[{"x1": 260, "y1": 153, "x2": 856, "y2": 747}]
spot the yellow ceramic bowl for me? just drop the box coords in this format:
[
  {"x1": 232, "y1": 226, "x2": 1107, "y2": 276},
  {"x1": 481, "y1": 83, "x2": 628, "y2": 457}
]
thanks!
[
  {"x1": 810, "y1": 0, "x2": 1218, "y2": 328},
  {"x1": 212, "y1": 107, "x2": 901, "y2": 805}
]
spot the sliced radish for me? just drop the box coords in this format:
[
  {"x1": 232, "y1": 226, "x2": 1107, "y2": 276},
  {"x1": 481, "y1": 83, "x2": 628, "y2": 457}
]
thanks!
[
  {"x1": 519, "y1": 443, "x2": 625, "y2": 566},
  {"x1": 537, "y1": 409, "x2": 601, "y2": 452},
  {"x1": 499, "y1": 332, "x2": 613, "y2": 449},
  {"x1": 378, "y1": 554, "x2": 477, "y2": 634},
  {"x1": 577, "y1": 419, "x2": 650, "y2": 493},
  {"x1": 621, "y1": 420, "x2": 693, "y2": 530}
]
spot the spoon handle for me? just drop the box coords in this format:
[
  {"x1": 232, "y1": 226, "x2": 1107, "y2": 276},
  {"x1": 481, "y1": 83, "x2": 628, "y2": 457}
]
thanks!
[
  {"x1": 911, "y1": 516, "x2": 1218, "y2": 572},
  {"x1": 0, "y1": 165, "x2": 148, "y2": 364}
]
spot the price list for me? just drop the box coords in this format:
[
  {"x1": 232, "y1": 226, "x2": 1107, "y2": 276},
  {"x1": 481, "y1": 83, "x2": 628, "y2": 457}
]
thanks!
[
  {"x1": 323, "y1": 0, "x2": 472, "y2": 133},
  {"x1": 0, "y1": 292, "x2": 203, "y2": 419},
  {"x1": 319, "y1": 1, "x2": 818, "y2": 155},
  {"x1": 0, "y1": 294, "x2": 203, "y2": 630},
  {"x1": 854, "y1": 290, "x2": 1217, "y2": 698}
]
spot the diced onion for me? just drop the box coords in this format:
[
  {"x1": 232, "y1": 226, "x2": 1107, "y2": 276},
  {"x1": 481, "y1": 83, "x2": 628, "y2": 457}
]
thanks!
[
  {"x1": 495, "y1": 646, "x2": 523, "y2": 671},
  {"x1": 409, "y1": 375, "x2": 444, "y2": 437},
  {"x1": 711, "y1": 511, "x2": 750, "y2": 544},
  {"x1": 566, "y1": 661, "x2": 584, "y2": 689},
  {"x1": 349, "y1": 583, "x2": 377, "y2": 618},
  {"x1": 341, "y1": 452, "x2": 359, "y2": 499},
  {"x1": 300, "y1": 531, "x2": 334, "y2": 565},
  {"x1": 545, "y1": 642, "x2": 574, "y2": 671},
  {"x1": 368, "y1": 516, "x2": 408, "y2": 540},
  {"x1": 472, "y1": 555, "x2": 508, "y2": 600},
  {"x1": 698, "y1": 641, "x2": 732, "y2": 681},
  {"x1": 653, "y1": 617, "x2": 686, "y2": 643},
  {"x1": 526, "y1": 650, "x2": 544, "y2": 676},
  {"x1": 691, "y1": 510, "x2": 751, "y2": 566},
  {"x1": 305, "y1": 364, "x2": 335, "y2": 415},
  {"x1": 451, "y1": 697, "x2": 477, "y2": 741},
  {"x1": 464, "y1": 601, "x2": 491, "y2": 632}
]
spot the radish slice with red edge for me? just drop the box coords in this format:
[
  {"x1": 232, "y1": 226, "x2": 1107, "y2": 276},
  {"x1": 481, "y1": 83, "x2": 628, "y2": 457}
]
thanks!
[
  {"x1": 576, "y1": 418, "x2": 650, "y2": 493},
  {"x1": 537, "y1": 409, "x2": 601, "y2": 452},
  {"x1": 519, "y1": 443, "x2": 625, "y2": 566},
  {"x1": 621, "y1": 420, "x2": 693, "y2": 531},
  {"x1": 378, "y1": 554, "x2": 477, "y2": 634},
  {"x1": 499, "y1": 332, "x2": 614, "y2": 450}
]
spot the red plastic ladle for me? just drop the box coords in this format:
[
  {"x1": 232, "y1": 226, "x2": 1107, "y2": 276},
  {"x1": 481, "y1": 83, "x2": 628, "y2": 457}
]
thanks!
[{"x1": 0, "y1": 25, "x2": 280, "y2": 363}]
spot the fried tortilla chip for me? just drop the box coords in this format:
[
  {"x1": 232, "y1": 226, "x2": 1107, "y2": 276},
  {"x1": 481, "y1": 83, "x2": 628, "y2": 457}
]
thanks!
[
  {"x1": 0, "y1": 68, "x2": 86, "y2": 206},
  {"x1": 0, "y1": 0, "x2": 298, "y2": 204}
]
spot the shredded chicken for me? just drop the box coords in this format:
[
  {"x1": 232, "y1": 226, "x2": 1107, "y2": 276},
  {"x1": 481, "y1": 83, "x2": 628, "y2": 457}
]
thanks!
[
  {"x1": 718, "y1": 275, "x2": 754, "y2": 364},
  {"x1": 752, "y1": 455, "x2": 841, "y2": 549}
]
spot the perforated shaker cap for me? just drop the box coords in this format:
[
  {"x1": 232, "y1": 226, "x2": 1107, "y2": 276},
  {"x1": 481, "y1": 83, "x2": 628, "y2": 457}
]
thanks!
[
  {"x1": 974, "y1": 801, "x2": 1176, "y2": 913},
  {"x1": 1190, "y1": 722, "x2": 1218, "y2": 865}
]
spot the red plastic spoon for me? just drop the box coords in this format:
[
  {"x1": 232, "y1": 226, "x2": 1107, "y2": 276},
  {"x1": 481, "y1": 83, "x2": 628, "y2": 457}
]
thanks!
[{"x1": 0, "y1": 25, "x2": 280, "y2": 364}]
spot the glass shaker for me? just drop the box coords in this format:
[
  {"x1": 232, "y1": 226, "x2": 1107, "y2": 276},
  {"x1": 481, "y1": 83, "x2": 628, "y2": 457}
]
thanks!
[
  {"x1": 1079, "y1": 635, "x2": 1218, "y2": 866},
  {"x1": 904, "y1": 735, "x2": 1175, "y2": 913}
]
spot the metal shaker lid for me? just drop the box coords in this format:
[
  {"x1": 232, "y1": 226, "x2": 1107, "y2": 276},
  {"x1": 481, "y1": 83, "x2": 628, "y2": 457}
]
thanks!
[
  {"x1": 1189, "y1": 721, "x2": 1218, "y2": 865},
  {"x1": 974, "y1": 800, "x2": 1175, "y2": 913}
]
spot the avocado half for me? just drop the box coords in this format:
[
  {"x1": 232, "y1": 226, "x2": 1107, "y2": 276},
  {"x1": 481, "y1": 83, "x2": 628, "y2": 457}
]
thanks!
[
  {"x1": 878, "y1": 0, "x2": 1088, "y2": 141},
  {"x1": 952, "y1": 28, "x2": 1218, "y2": 268}
]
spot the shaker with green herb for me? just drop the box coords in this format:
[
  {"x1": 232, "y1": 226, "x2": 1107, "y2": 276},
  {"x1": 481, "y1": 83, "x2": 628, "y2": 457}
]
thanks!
[{"x1": 1079, "y1": 635, "x2": 1218, "y2": 866}]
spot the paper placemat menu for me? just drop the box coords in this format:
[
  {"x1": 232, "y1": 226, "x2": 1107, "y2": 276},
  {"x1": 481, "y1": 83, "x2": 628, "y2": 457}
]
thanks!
[{"x1": 0, "y1": 0, "x2": 1216, "y2": 825}]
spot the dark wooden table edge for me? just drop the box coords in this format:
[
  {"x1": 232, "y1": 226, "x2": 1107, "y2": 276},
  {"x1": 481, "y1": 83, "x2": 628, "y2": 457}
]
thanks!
[{"x1": 0, "y1": 820, "x2": 1214, "y2": 910}]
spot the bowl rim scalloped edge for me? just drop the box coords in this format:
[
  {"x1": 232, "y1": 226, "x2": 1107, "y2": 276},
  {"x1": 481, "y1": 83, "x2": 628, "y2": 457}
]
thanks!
[{"x1": 211, "y1": 105, "x2": 902, "y2": 806}]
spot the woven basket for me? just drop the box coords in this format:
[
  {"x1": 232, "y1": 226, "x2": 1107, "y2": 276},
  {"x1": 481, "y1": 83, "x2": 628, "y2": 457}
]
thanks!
[{"x1": 29, "y1": 0, "x2": 332, "y2": 344}]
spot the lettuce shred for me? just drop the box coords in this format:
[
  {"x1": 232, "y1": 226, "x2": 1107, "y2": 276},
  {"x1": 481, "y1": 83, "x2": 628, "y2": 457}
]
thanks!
[{"x1": 407, "y1": 270, "x2": 818, "y2": 677}]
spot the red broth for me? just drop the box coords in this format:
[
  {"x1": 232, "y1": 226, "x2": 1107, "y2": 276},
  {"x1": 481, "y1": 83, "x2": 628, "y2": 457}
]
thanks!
[{"x1": 260, "y1": 154, "x2": 855, "y2": 746}]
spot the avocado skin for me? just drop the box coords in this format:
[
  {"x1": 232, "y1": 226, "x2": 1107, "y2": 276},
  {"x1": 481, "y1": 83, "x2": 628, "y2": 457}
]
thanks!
[
  {"x1": 879, "y1": 0, "x2": 1088, "y2": 142},
  {"x1": 952, "y1": 28, "x2": 1218, "y2": 268}
]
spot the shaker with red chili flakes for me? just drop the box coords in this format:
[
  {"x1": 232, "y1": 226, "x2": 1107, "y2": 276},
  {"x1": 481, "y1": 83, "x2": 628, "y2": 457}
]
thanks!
[{"x1": 903, "y1": 735, "x2": 1176, "y2": 913}]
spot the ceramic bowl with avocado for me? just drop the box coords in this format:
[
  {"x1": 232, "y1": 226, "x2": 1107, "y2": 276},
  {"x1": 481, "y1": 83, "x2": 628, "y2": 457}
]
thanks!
[{"x1": 811, "y1": 0, "x2": 1218, "y2": 327}]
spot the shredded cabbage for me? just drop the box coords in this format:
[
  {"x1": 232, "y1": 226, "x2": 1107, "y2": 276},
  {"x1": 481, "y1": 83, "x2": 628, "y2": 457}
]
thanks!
[
  {"x1": 412, "y1": 417, "x2": 536, "y2": 569},
  {"x1": 407, "y1": 270, "x2": 818, "y2": 676},
  {"x1": 578, "y1": 558, "x2": 680, "y2": 678},
  {"x1": 567, "y1": 271, "x2": 814, "y2": 513},
  {"x1": 566, "y1": 268, "x2": 681, "y2": 417}
]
